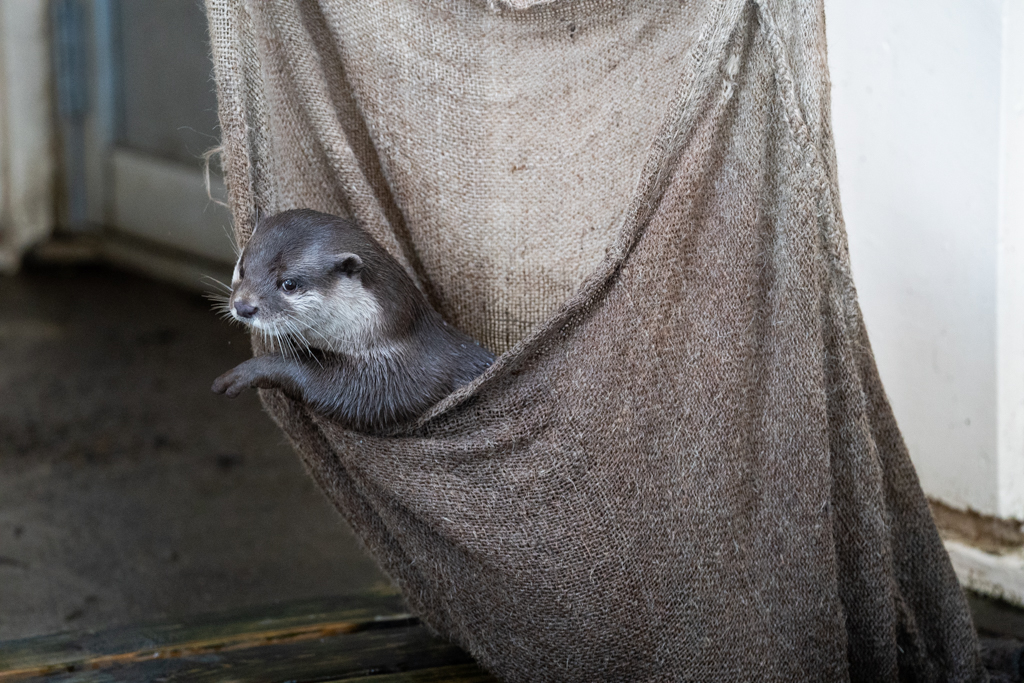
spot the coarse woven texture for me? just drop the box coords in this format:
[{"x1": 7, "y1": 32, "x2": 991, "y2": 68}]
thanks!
[{"x1": 204, "y1": 0, "x2": 987, "y2": 680}]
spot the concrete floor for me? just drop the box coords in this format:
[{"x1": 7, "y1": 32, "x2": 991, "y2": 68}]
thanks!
[{"x1": 0, "y1": 263, "x2": 390, "y2": 641}]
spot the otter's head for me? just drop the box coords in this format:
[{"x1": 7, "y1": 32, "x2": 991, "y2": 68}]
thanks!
[{"x1": 228, "y1": 210, "x2": 385, "y2": 352}]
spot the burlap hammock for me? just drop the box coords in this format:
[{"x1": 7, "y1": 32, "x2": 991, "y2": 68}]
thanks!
[{"x1": 204, "y1": 0, "x2": 986, "y2": 680}]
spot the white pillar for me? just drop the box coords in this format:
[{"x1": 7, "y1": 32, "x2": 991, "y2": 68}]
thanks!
[
  {"x1": 0, "y1": 0, "x2": 55, "y2": 272},
  {"x1": 997, "y1": 0, "x2": 1024, "y2": 518}
]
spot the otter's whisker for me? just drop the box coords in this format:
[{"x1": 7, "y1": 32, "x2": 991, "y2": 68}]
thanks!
[
  {"x1": 283, "y1": 317, "x2": 322, "y2": 368},
  {"x1": 200, "y1": 274, "x2": 233, "y2": 294}
]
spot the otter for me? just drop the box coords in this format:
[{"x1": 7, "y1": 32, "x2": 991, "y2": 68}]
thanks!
[{"x1": 211, "y1": 209, "x2": 494, "y2": 433}]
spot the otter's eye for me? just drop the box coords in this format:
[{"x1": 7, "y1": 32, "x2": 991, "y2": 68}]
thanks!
[{"x1": 281, "y1": 279, "x2": 298, "y2": 292}]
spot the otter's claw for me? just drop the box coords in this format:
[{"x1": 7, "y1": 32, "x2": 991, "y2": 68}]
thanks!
[
  {"x1": 213, "y1": 356, "x2": 286, "y2": 398},
  {"x1": 212, "y1": 366, "x2": 250, "y2": 398}
]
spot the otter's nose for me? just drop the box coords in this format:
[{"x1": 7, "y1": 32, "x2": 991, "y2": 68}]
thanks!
[{"x1": 234, "y1": 300, "x2": 258, "y2": 319}]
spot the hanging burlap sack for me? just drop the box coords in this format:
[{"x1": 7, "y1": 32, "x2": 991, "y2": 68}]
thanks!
[{"x1": 204, "y1": 0, "x2": 986, "y2": 680}]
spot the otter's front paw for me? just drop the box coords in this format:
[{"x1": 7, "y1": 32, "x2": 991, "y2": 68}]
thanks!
[
  {"x1": 212, "y1": 364, "x2": 252, "y2": 398},
  {"x1": 212, "y1": 357, "x2": 273, "y2": 398},
  {"x1": 213, "y1": 356, "x2": 286, "y2": 398}
]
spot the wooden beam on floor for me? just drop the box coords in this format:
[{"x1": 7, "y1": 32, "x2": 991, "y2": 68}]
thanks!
[{"x1": 0, "y1": 594, "x2": 496, "y2": 682}]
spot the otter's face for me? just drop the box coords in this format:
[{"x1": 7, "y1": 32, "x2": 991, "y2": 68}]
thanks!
[{"x1": 229, "y1": 233, "x2": 383, "y2": 353}]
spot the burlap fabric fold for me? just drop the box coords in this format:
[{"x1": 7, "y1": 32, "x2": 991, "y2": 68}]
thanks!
[{"x1": 204, "y1": 0, "x2": 986, "y2": 680}]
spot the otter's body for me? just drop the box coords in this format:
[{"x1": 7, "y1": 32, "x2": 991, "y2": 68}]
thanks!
[{"x1": 212, "y1": 209, "x2": 493, "y2": 432}]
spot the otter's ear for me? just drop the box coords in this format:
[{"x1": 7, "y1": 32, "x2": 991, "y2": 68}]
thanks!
[{"x1": 335, "y1": 253, "x2": 364, "y2": 277}]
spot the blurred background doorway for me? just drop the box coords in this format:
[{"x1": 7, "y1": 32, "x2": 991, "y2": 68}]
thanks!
[{"x1": 53, "y1": 0, "x2": 235, "y2": 267}]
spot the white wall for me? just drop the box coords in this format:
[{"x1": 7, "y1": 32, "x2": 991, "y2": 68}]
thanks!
[{"x1": 825, "y1": 0, "x2": 1024, "y2": 517}]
